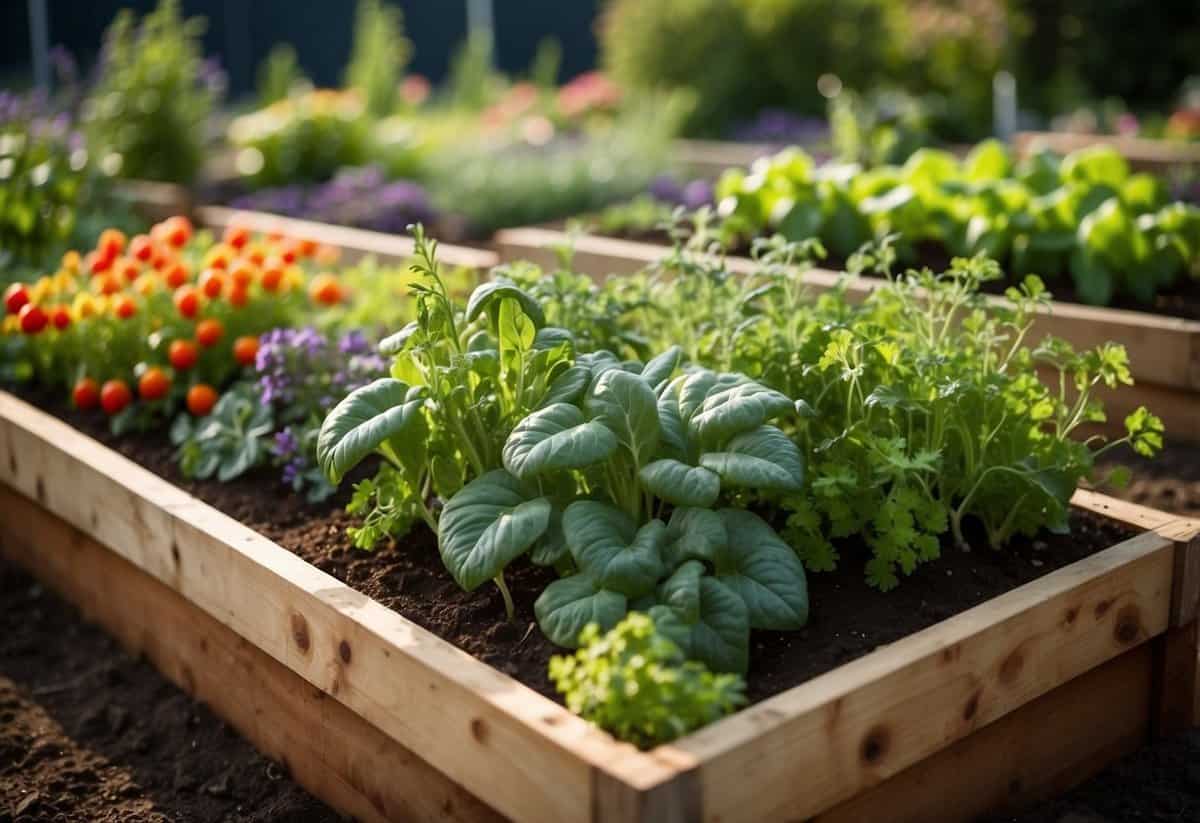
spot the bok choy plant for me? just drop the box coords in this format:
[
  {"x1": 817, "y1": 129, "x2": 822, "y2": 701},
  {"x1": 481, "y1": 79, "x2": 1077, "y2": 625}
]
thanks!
[{"x1": 317, "y1": 228, "x2": 811, "y2": 672}]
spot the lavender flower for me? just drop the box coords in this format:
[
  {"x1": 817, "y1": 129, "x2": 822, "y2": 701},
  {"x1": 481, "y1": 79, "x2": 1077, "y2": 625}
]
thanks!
[
  {"x1": 731, "y1": 109, "x2": 829, "y2": 145},
  {"x1": 646, "y1": 174, "x2": 715, "y2": 210}
]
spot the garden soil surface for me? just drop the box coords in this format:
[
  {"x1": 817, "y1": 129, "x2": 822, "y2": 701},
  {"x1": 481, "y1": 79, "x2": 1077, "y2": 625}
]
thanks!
[{"x1": 0, "y1": 559, "x2": 339, "y2": 823}]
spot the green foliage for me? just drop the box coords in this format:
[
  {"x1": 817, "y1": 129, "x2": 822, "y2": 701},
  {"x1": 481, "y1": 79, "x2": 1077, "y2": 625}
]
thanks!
[
  {"x1": 346, "y1": 463, "x2": 420, "y2": 550},
  {"x1": 83, "y1": 0, "x2": 218, "y2": 184},
  {"x1": 344, "y1": 0, "x2": 412, "y2": 118},
  {"x1": 549, "y1": 612, "x2": 745, "y2": 748},
  {"x1": 708, "y1": 142, "x2": 1200, "y2": 304},
  {"x1": 534, "y1": 235, "x2": 1163, "y2": 590},
  {"x1": 257, "y1": 44, "x2": 304, "y2": 107},
  {"x1": 171, "y1": 383, "x2": 273, "y2": 482},
  {"x1": 447, "y1": 30, "x2": 502, "y2": 111}
]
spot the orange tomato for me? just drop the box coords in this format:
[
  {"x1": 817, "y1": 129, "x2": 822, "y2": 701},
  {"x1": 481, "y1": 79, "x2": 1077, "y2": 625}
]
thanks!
[
  {"x1": 168, "y1": 339, "x2": 199, "y2": 371},
  {"x1": 100, "y1": 379, "x2": 132, "y2": 415},
  {"x1": 113, "y1": 296, "x2": 137, "y2": 319},
  {"x1": 229, "y1": 262, "x2": 255, "y2": 287},
  {"x1": 232, "y1": 335, "x2": 260, "y2": 366},
  {"x1": 186, "y1": 384, "x2": 218, "y2": 416},
  {"x1": 204, "y1": 243, "x2": 234, "y2": 271},
  {"x1": 19, "y1": 304, "x2": 47, "y2": 334},
  {"x1": 117, "y1": 257, "x2": 141, "y2": 283},
  {"x1": 164, "y1": 261, "x2": 190, "y2": 289},
  {"x1": 97, "y1": 228, "x2": 126, "y2": 261},
  {"x1": 51, "y1": 305, "x2": 71, "y2": 330},
  {"x1": 174, "y1": 286, "x2": 200, "y2": 319},
  {"x1": 279, "y1": 242, "x2": 298, "y2": 265},
  {"x1": 308, "y1": 272, "x2": 343, "y2": 305},
  {"x1": 138, "y1": 367, "x2": 171, "y2": 401},
  {"x1": 161, "y1": 216, "x2": 192, "y2": 249},
  {"x1": 128, "y1": 234, "x2": 154, "y2": 262},
  {"x1": 195, "y1": 318, "x2": 224, "y2": 347},
  {"x1": 87, "y1": 251, "x2": 112, "y2": 275},
  {"x1": 245, "y1": 245, "x2": 266, "y2": 267},
  {"x1": 297, "y1": 238, "x2": 318, "y2": 258},
  {"x1": 199, "y1": 269, "x2": 227, "y2": 300},
  {"x1": 229, "y1": 282, "x2": 249, "y2": 308},
  {"x1": 223, "y1": 224, "x2": 250, "y2": 250},
  {"x1": 260, "y1": 264, "x2": 283, "y2": 293},
  {"x1": 73, "y1": 377, "x2": 100, "y2": 410},
  {"x1": 94, "y1": 274, "x2": 122, "y2": 296}
]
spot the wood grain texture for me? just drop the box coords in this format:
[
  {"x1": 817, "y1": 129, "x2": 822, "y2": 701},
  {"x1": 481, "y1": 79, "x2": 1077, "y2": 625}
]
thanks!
[
  {"x1": 815, "y1": 644, "x2": 1153, "y2": 823},
  {"x1": 0, "y1": 391, "x2": 682, "y2": 823},
  {"x1": 671, "y1": 527, "x2": 1174, "y2": 823},
  {"x1": 0, "y1": 483, "x2": 504, "y2": 823},
  {"x1": 196, "y1": 205, "x2": 499, "y2": 271}
]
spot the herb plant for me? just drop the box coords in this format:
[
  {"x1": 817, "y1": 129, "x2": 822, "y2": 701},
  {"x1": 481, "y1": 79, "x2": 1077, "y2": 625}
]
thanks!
[
  {"x1": 171, "y1": 382, "x2": 273, "y2": 481},
  {"x1": 549, "y1": 612, "x2": 745, "y2": 749}
]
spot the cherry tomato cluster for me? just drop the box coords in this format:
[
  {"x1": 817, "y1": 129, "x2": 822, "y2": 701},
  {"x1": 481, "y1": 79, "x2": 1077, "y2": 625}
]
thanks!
[{"x1": 3, "y1": 215, "x2": 346, "y2": 423}]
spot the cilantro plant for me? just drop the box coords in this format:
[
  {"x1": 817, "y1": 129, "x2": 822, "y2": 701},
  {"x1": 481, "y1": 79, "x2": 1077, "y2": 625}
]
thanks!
[
  {"x1": 318, "y1": 227, "x2": 811, "y2": 671},
  {"x1": 549, "y1": 612, "x2": 745, "y2": 749},
  {"x1": 703, "y1": 141, "x2": 1200, "y2": 305}
]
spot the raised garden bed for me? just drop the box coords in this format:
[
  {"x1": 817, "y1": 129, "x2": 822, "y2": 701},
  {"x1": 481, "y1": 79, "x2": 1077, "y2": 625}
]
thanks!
[
  {"x1": 1014, "y1": 132, "x2": 1200, "y2": 174},
  {"x1": 3, "y1": 387, "x2": 1198, "y2": 822},
  {"x1": 492, "y1": 227, "x2": 1200, "y2": 446}
]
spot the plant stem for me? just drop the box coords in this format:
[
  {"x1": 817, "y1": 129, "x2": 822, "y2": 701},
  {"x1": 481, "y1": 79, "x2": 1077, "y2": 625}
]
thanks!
[{"x1": 494, "y1": 572, "x2": 516, "y2": 622}]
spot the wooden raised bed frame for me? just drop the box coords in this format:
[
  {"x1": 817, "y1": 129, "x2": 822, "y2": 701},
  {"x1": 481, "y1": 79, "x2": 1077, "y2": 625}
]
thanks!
[
  {"x1": 493, "y1": 227, "x2": 1200, "y2": 445},
  {"x1": 2, "y1": 390, "x2": 1199, "y2": 822},
  {"x1": 1014, "y1": 132, "x2": 1200, "y2": 174}
]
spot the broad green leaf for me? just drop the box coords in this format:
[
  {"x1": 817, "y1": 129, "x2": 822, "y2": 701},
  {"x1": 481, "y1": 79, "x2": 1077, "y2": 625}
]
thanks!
[
  {"x1": 699, "y1": 425, "x2": 805, "y2": 493},
  {"x1": 535, "y1": 575, "x2": 627, "y2": 647},
  {"x1": 532, "y1": 326, "x2": 574, "y2": 352},
  {"x1": 657, "y1": 560, "x2": 705, "y2": 623},
  {"x1": 679, "y1": 371, "x2": 794, "y2": 444},
  {"x1": 656, "y1": 577, "x2": 750, "y2": 674},
  {"x1": 962, "y1": 139, "x2": 1011, "y2": 182},
  {"x1": 585, "y1": 368, "x2": 660, "y2": 465},
  {"x1": 540, "y1": 365, "x2": 591, "y2": 408},
  {"x1": 564, "y1": 501, "x2": 666, "y2": 598},
  {"x1": 379, "y1": 320, "x2": 419, "y2": 355},
  {"x1": 317, "y1": 379, "x2": 424, "y2": 483},
  {"x1": 502, "y1": 403, "x2": 618, "y2": 480},
  {"x1": 1061, "y1": 145, "x2": 1129, "y2": 188},
  {"x1": 715, "y1": 510, "x2": 809, "y2": 630},
  {"x1": 639, "y1": 459, "x2": 720, "y2": 508},
  {"x1": 663, "y1": 507, "x2": 728, "y2": 567},
  {"x1": 439, "y1": 470, "x2": 551, "y2": 591},
  {"x1": 530, "y1": 506, "x2": 570, "y2": 567},
  {"x1": 498, "y1": 297, "x2": 536, "y2": 352},
  {"x1": 640, "y1": 345, "x2": 684, "y2": 389},
  {"x1": 465, "y1": 280, "x2": 545, "y2": 328},
  {"x1": 655, "y1": 382, "x2": 690, "y2": 460},
  {"x1": 1069, "y1": 247, "x2": 1115, "y2": 306}
]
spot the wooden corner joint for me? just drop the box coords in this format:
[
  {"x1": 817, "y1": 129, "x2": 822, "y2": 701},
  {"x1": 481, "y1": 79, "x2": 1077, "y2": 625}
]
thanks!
[
  {"x1": 1169, "y1": 525, "x2": 1200, "y2": 628},
  {"x1": 592, "y1": 747, "x2": 702, "y2": 823}
]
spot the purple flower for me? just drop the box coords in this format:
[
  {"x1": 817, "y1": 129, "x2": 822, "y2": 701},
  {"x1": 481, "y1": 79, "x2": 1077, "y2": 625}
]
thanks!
[{"x1": 731, "y1": 109, "x2": 829, "y2": 145}]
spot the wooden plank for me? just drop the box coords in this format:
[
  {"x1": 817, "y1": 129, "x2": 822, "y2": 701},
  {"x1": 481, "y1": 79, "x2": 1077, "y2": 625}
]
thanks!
[
  {"x1": 493, "y1": 228, "x2": 1200, "y2": 394},
  {"x1": 1014, "y1": 131, "x2": 1200, "y2": 171},
  {"x1": 1151, "y1": 621, "x2": 1200, "y2": 736},
  {"x1": 0, "y1": 483, "x2": 503, "y2": 823},
  {"x1": 196, "y1": 205, "x2": 499, "y2": 272},
  {"x1": 816, "y1": 644, "x2": 1153, "y2": 823},
  {"x1": 672, "y1": 527, "x2": 1175, "y2": 823},
  {"x1": 0, "y1": 391, "x2": 679, "y2": 823}
]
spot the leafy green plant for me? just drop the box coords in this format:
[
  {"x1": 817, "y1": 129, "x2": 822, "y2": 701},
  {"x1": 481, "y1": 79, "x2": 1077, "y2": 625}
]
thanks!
[
  {"x1": 257, "y1": 44, "x2": 305, "y2": 107},
  {"x1": 344, "y1": 0, "x2": 412, "y2": 118},
  {"x1": 709, "y1": 141, "x2": 1200, "y2": 304},
  {"x1": 549, "y1": 612, "x2": 745, "y2": 748},
  {"x1": 170, "y1": 383, "x2": 273, "y2": 481},
  {"x1": 83, "y1": 0, "x2": 219, "y2": 184},
  {"x1": 317, "y1": 229, "x2": 810, "y2": 671}
]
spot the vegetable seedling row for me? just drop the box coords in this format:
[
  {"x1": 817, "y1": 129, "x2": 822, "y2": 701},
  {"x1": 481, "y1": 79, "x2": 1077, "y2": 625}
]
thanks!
[
  {"x1": 2, "y1": 388, "x2": 1198, "y2": 822},
  {"x1": 492, "y1": 226, "x2": 1200, "y2": 446}
]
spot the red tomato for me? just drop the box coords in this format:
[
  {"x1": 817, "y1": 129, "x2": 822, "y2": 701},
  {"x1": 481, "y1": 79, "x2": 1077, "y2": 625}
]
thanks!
[
  {"x1": 87, "y1": 251, "x2": 113, "y2": 275},
  {"x1": 97, "y1": 228, "x2": 126, "y2": 261},
  {"x1": 229, "y1": 282, "x2": 249, "y2": 308},
  {"x1": 195, "y1": 318, "x2": 224, "y2": 348},
  {"x1": 51, "y1": 306, "x2": 71, "y2": 329},
  {"x1": 164, "y1": 261, "x2": 190, "y2": 289},
  {"x1": 138, "y1": 367, "x2": 171, "y2": 401},
  {"x1": 199, "y1": 269, "x2": 226, "y2": 299},
  {"x1": 186, "y1": 384, "x2": 218, "y2": 416},
  {"x1": 129, "y1": 234, "x2": 155, "y2": 262},
  {"x1": 232, "y1": 335, "x2": 260, "y2": 366},
  {"x1": 162, "y1": 216, "x2": 192, "y2": 249},
  {"x1": 223, "y1": 224, "x2": 250, "y2": 250},
  {"x1": 113, "y1": 296, "x2": 137, "y2": 319},
  {"x1": 168, "y1": 339, "x2": 199, "y2": 370},
  {"x1": 19, "y1": 304, "x2": 47, "y2": 334},
  {"x1": 73, "y1": 377, "x2": 100, "y2": 410},
  {"x1": 3, "y1": 283, "x2": 29, "y2": 315},
  {"x1": 308, "y1": 273, "x2": 343, "y2": 305},
  {"x1": 100, "y1": 379, "x2": 133, "y2": 415},
  {"x1": 174, "y1": 286, "x2": 200, "y2": 319}
]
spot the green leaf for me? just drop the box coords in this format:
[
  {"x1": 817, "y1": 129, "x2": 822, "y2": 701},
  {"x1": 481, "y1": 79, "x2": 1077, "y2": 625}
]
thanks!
[
  {"x1": 316, "y1": 379, "x2": 425, "y2": 483},
  {"x1": 535, "y1": 575, "x2": 627, "y2": 647},
  {"x1": 677, "y1": 371, "x2": 794, "y2": 444},
  {"x1": 438, "y1": 470, "x2": 551, "y2": 591},
  {"x1": 1061, "y1": 145, "x2": 1129, "y2": 188},
  {"x1": 379, "y1": 320, "x2": 419, "y2": 355},
  {"x1": 657, "y1": 560, "x2": 705, "y2": 623},
  {"x1": 540, "y1": 365, "x2": 592, "y2": 408},
  {"x1": 699, "y1": 425, "x2": 805, "y2": 494},
  {"x1": 655, "y1": 576, "x2": 750, "y2": 674},
  {"x1": 640, "y1": 345, "x2": 684, "y2": 389},
  {"x1": 1069, "y1": 247, "x2": 1114, "y2": 306},
  {"x1": 564, "y1": 501, "x2": 667, "y2": 598},
  {"x1": 639, "y1": 459, "x2": 721, "y2": 508},
  {"x1": 663, "y1": 507, "x2": 728, "y2": 567},
  {"x1": 715, "y1": 510, "x2": 809, "y2": 630},
  {"x1": 502, "y1": 403, "x2": 618, "y2": 480},
  {"x1": 585, "y1": 368, "x2": 660, "y2": 465},
  {"x1": 465, "y1": 280, "x2": 546, "y2": 328},
  {"x1": 498, "y1": 296, "x2": 537, "y2": 352}
]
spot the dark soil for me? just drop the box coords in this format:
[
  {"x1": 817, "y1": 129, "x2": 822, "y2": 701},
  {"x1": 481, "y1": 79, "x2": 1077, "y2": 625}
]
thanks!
[
  {"x1": 10, "y1": 384, "x2": 1137, "y2": 705},
  {"x1": 982, "y1": 729, "x2": 1200, "y2": 823},
  {"x1": 0, "y1": 559, "x2": 339, "y2": 823},
  {"x1": 593, "y1": 225, "x2": 1200, "y2": 321},
  {"x1": 1096, "y1": 437, "x2": 1200, "y2": 519}
]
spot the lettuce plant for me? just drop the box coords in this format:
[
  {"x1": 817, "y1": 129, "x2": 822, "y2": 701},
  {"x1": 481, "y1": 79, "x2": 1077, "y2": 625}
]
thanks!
[{"x1": 549, "y1": 612, "x2": 745, "y2": 748}]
